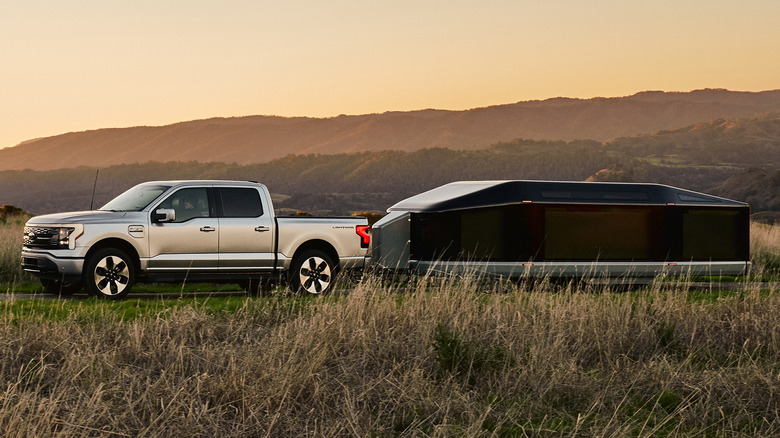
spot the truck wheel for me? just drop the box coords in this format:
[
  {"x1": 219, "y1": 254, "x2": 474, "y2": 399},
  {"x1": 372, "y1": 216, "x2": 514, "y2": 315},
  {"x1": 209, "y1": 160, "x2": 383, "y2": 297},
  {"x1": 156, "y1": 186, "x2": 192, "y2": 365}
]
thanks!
[
  {"x1": 40, "y1": 279, "x2": 82, "y2": 296},
  {"x1": 83, "y1": 248, "x2": 135, "y2": 299},
  {"x1": 290, "y1": 250, "x2": 336, "y2": 294}
]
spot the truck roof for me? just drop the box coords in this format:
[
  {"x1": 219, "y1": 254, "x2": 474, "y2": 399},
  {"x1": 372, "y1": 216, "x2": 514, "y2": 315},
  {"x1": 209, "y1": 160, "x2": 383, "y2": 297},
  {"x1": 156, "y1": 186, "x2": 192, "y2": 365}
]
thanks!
[
  {"x1": 139, "y1": 180, "x2": 262, "y2": 187},
  {"x1": 387, "y1": 180, "x2": 749, "y2": 212}
]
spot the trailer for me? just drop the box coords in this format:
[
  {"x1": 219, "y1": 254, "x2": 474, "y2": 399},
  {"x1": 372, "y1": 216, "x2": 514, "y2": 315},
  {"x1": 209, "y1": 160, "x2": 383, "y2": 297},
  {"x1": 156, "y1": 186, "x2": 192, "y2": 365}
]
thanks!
[{"x1": 370, "y1": 180, "x2": 750, "y2": 280}]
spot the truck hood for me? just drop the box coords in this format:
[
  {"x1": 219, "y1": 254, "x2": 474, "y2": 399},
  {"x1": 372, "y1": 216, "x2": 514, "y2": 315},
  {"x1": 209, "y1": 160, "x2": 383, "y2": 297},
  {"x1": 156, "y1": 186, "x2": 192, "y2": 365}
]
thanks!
[{"x1": 26, "y1": 210, "x2": 145, "y2": 225}]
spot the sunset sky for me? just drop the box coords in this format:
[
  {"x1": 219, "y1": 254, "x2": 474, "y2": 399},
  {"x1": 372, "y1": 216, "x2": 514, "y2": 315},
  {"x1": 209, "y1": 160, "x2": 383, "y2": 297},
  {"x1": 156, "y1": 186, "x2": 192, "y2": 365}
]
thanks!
[{"x1": 2, "y1": 0, "x2": 779, "y2": 149}]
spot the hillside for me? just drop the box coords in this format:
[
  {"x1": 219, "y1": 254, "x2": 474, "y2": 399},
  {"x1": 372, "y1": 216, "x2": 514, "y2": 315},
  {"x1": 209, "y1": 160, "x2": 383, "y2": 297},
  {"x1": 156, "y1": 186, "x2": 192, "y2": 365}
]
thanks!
[
  {"x1": 1, "y1": 89, "x2": 780, "y2": 171},
  {"x1": 710, "y1": 168, "x2": 780, "y2": 214},
  {"x1": 0, "y1": 144, "x2": 608, "y2": 215},
  {"x1": 2, "y1": 112, "x2": 778, "y2": 216},
  {"x1": 607, "y1": 113, "x2": 780, "y2": 168}
]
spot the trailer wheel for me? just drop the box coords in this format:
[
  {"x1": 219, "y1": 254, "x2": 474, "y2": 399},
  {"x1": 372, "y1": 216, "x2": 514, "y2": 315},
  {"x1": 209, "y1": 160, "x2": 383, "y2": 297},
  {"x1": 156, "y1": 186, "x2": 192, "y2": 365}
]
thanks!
[
  {"x1": 40, "y1": 279, "x2": 82, "y2": 296},
  {"x1": 290, "y1": 250, "x2": 335, "y2": 294},
  {"x1": 83, "y1": 248, "x2": 135, "y2": 299}
]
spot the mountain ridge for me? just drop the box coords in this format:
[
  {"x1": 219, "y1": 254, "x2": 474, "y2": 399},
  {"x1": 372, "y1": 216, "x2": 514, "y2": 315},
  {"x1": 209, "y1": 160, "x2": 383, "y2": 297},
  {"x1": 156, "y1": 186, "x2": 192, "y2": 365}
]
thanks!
[{"x1": 2, "y1": 89, "x2": 780, "y2": 171}]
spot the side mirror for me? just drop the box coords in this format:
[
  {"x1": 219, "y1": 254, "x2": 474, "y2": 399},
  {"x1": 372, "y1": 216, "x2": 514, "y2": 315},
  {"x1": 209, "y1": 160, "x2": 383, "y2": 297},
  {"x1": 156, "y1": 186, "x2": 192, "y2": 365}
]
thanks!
[{"x1": 153, "y1": 208, "x2": 176, "y2": 223}]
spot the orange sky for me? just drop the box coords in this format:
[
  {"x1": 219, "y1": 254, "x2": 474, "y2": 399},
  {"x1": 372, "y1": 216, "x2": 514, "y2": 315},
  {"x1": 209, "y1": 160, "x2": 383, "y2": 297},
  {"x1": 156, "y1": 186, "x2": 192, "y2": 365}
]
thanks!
[{"x1": 2, "y1": 1, "x2": 779, "y2": 149}]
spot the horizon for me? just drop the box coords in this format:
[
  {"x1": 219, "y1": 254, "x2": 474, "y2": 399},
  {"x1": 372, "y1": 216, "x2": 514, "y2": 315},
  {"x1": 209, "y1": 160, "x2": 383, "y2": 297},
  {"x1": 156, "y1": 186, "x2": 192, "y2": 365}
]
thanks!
[
  {"x1": 10, "y1": 87, "x2": 775, "y2": 146},
  {"x1": 3, "y1": 1, "x2": 779, "y2": 149}
]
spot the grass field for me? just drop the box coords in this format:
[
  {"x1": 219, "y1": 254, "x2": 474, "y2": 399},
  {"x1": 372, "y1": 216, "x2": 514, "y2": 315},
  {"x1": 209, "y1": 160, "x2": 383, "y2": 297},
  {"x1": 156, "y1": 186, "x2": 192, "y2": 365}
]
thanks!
[
  {"x1": 0, "y1": 277, "x2": 777, "y2": 436},
  {"x1": 0, "y1": 215, "x2": 779, "y2": 436}
]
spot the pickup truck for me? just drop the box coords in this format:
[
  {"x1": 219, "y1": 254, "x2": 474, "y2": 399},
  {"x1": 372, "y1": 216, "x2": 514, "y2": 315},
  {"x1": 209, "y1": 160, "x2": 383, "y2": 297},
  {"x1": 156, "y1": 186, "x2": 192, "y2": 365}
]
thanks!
[{"x1": 21, "y1": 180, "x2": 370, "y2": 298}]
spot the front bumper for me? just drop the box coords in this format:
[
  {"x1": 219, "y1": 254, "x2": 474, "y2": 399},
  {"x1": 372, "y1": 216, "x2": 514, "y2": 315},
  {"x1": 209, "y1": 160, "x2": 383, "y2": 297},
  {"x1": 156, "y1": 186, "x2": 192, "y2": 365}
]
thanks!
[{"x1": 21, "y1": 249, "x2": 84, "y2": 282}]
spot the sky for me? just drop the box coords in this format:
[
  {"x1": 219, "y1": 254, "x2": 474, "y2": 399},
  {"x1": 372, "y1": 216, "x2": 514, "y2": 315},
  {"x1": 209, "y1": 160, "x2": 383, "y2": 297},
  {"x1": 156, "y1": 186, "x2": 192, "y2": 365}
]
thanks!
[{"x1": 2, "y1": 0, "x2": 779, "y2": 149}]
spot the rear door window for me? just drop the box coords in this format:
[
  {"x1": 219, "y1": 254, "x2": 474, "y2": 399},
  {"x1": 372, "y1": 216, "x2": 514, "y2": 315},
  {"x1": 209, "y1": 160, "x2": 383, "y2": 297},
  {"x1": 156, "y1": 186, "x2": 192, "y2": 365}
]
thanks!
[{"x1": 218, "y1": 188, "x2": 264, "y2": 217}]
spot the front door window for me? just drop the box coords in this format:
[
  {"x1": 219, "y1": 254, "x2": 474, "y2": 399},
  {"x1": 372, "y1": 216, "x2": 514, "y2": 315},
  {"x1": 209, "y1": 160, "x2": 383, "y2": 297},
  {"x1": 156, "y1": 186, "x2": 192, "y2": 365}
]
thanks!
[{"x1": 156, "y1": 188, "x2": 211, "y2": 222}]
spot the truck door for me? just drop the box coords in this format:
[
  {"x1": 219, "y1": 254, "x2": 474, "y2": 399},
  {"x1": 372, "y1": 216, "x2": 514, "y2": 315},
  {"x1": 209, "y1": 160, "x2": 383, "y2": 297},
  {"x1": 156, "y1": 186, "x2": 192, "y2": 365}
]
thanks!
[
  {"x1": 216, "y1": 187, "x2": 275, "y2": 270},
  {"x1": 147, "y1": 187, "x2": 219, "y2": 270}
]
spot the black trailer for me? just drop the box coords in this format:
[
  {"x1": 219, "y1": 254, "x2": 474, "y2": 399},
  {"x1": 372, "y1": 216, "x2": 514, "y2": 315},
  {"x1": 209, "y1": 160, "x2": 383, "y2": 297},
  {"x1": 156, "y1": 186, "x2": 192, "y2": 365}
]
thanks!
[{"x1": 370, "y1": 180, "x2": 750, "y2": 279}]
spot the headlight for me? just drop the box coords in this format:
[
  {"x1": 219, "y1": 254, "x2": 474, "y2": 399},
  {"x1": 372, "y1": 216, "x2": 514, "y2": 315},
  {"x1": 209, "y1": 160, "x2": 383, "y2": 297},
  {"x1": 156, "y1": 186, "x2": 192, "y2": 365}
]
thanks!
[{"x1": 58, "y1": 227, "x2": 76, "y2": 248}]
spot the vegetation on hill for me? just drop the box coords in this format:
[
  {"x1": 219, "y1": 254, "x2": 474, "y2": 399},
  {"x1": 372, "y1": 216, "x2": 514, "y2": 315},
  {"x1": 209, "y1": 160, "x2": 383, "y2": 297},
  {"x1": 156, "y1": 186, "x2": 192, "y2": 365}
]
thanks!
[
  {"x1": 710, "y1": 168, "x2": 780, "y2": 213},
  {"x1": 0, "y1": 142, "x2": 614, "y2": 215},
  {"x1": 607, "y1": 113, "x2": 780, "y2": 168},
  {"x1": 0, "y1": 204, "x2": 28, "y2": 219},
  {"x1": 0, "y1": 113, "x2": 777, "y2": 217}
]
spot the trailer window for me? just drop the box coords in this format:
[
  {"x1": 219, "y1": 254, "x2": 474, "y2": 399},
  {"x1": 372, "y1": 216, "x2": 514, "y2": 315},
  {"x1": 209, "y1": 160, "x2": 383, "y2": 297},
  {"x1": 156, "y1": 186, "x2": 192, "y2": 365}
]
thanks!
[
  {"x1": 682, "y1": 209, "x2": 742, "y2": 260},
  {"x1": 411, "y1": 208, "x2": 508, "y2": 261},
  {"x1": 544, "y1": 206, "x2": 651, "y2": 260},
  {"x1": 540, "y1": 190, "x2": 649, "y2": 202},
  {"x1": 460, "y1": 208, "x2": 504, "y2": 260}
]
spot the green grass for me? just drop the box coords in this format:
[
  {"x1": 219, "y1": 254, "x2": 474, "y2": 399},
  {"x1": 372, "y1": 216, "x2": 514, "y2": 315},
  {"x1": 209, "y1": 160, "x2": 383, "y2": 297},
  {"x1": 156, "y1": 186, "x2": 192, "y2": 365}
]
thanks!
[
  {"x1": 3, "y1": 281, "x2": 246, "y2": 295},
  {"x1": 0, "y1": 296, "x2": 238, "y2": 322},
  {"x1": 0, "y1": 293, "x2": 322, "y2": 323}
]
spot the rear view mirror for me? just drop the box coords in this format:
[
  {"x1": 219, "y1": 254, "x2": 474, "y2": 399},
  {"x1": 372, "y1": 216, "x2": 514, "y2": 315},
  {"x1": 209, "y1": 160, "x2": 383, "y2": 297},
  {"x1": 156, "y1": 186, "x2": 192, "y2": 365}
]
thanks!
[{"x1": 154, "y1": 208, "x2": 176, "y2": 223}]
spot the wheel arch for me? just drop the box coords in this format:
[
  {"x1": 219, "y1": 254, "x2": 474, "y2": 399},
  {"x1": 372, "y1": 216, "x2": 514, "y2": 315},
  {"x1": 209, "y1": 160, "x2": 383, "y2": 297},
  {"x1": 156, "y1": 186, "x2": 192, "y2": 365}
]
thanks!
[
  {"x1": 84, "y1": 238, "x2": 141, "y2": 273},
  {"x1": 291, "y1": 239, "x2": 340, "y2": 271}
]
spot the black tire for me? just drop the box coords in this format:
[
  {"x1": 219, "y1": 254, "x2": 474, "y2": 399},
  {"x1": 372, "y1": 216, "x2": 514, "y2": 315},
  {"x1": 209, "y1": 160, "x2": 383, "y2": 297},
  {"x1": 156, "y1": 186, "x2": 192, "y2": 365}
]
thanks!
[
  {"x1": 289, "y1": 249, "x2": 336, "y2": 294},
  {"x1": 83, "y1": 248, "x2": 135, "y2": 299},
  {"x1": 40, "y1": 279, "x2": 82, "y2": 296}
]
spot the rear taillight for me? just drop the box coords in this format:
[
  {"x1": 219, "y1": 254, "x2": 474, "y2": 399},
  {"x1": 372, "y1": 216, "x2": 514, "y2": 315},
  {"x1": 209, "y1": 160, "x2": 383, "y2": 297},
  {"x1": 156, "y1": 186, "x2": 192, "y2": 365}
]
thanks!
[{"x1": 356, "y1": 225, "x2": 370, "y2": 248}]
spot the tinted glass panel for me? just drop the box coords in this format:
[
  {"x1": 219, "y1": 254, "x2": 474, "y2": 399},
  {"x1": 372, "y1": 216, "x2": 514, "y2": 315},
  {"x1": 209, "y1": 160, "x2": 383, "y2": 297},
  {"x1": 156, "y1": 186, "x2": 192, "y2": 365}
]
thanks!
[
  {"x1": 460, "y1": 208, "x2": 504, "y2": 260},
  {"x1": 410, "y1": 203, "x2": 749, "y2": 264},
  {"x1": 157, "y1": 188, "x2": 211, "y2": 223},
  {"x1": 412, "y1": 206, "x2": 525, "y2": 262},
  {"x1": 540, "y1": 190, "x2": 649, "y2": 202},
  {"x1": 678, "y1": 193, "x2": 717, "y2": 203},
  {"x1": 411, "y1": 212, "x2": 459, "y2": 261},
  {"x1": 219, "y1": 188, "x2": 263, "y2": 217},
  {"x1": 101, "y1": 184, "x2": 170, "y2": 212},
  {"x1": 682, "y1": 209, "x2": 741, "y2": 260},
  {"x1": 544, "y1": 206, "x2": 651, "y2": 260}
]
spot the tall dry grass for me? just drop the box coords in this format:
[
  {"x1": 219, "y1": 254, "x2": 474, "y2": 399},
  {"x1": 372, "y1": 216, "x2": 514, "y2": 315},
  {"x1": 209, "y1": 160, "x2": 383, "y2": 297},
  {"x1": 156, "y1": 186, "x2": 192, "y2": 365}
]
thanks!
[
  {"x1": 0, "y1": 213, "x2": 33, "y2": 285},
  {"x1": 751, "y1": 222, "x2": 780, "y2": 276},
  {"x1": 0, "y1": 276, "x2": 778, "y2": 436}
]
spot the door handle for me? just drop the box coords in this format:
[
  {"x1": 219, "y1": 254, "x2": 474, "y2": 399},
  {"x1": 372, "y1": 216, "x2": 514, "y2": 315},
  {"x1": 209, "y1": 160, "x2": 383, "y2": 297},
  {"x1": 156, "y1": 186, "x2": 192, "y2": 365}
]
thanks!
[
  {"x1": 200, "y1": 226, "x2": 216, "y2": 232},
  {"x1": 254, "y1": 226, "x2": 270, "y2": 232}
]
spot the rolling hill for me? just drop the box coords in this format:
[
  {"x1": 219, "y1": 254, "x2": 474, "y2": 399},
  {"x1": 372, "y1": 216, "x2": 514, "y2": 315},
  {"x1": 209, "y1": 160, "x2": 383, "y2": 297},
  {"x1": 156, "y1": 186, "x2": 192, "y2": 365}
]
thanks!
[
  {"x1": 2, "y1": 89, "x2": 780, "y2": 171},
  {"x1": 1, "y1": 112, "x2": 778, "y2": 217}
]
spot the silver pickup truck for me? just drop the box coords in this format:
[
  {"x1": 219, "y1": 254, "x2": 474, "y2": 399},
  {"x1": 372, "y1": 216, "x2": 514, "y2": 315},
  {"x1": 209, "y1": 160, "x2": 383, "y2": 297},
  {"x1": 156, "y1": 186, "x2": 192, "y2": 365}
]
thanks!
[{"x1": 21, "y1": 180, "x2": 370, "y2": 298}]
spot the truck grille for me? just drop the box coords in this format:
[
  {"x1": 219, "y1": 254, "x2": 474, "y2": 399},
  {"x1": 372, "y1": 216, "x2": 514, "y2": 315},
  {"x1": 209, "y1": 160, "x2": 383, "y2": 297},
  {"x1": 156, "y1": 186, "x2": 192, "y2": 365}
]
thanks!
[{"x1": 23, "y1": 226, "x2": 59, "y2": 249}]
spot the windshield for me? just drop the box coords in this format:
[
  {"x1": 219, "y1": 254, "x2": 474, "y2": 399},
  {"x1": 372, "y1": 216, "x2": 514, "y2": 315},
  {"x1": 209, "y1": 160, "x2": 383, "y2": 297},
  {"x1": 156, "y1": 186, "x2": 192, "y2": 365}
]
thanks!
[{"x1": 99, "y1": 184, "x2": 171, "y2": 212}]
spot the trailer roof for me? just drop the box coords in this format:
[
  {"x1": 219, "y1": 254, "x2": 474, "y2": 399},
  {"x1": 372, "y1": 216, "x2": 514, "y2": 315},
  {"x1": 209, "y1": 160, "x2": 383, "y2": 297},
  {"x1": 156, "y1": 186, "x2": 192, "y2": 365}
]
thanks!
[{"x1": 387, "y1": 180, "x2": 748, "y2": 212}]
